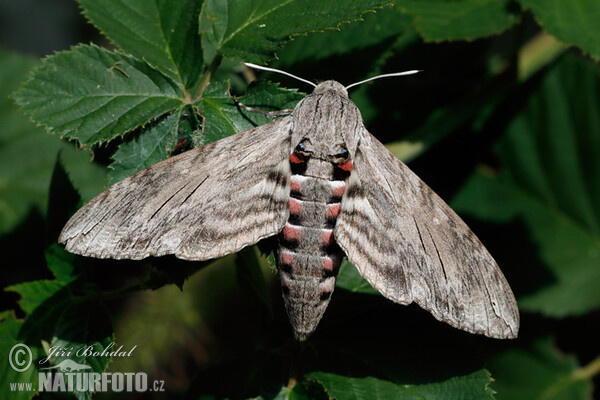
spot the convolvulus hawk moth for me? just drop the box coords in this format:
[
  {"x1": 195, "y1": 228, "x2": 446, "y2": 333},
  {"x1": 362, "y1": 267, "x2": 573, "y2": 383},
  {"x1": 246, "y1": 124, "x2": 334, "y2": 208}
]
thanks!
[{"x1": 60, "y1": 66, "x2": 519, "y2": 340}]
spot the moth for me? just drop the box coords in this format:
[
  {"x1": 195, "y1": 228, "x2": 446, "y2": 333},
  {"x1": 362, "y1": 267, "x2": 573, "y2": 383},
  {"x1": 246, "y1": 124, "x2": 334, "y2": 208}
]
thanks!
[{"x1": 60, "y1": 64, "x2": 519, "y2": 341}]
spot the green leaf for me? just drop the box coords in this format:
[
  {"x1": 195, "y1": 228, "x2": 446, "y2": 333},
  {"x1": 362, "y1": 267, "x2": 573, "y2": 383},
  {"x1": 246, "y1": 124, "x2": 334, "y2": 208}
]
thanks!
[
  {"x1": 336, "y1": 260, "x2": 379, "y2": 295},
  {"x1": 487, "y1": 338, "x2": 592, "y2": 400},
  {"x1": 13, "y1": 44, "x2": 183, "y2": 145},
  {"x1": 17, "y1": 286, "x2": 72, "y2": 345},
  {"x1": 451, "y1": 55, "x2": 600, "y2": 317},
  {"x1": 107, "y1": 80, "x2": 303, "y2": 183},
  {"x1": 79, "y1": 0, "x2": 204, "y2": 89},
  {"x1": 45, "y1": 244, "x2": 78, "y2": 284},
  {"x1": 194, "y1": 80, "x2": 304, "y2": 144},
  {"x1": 108, "y1": 108, "x2": 184, "y2": 184},
  {"x1": 235, "y1": 247, "x2": 273, "y2": 314},
  {"x1": 48, "y1": 301, "x2": 114, "y2": 400},
  {"x1": 0, "y1": 313, "x2": 41, "y2": 400},
  {"x1": 0, "y1": 50, "x2": 105, "y2": 236},
  {"x1": 398, "y1": 0, "x2": 520, "y2": 41},
  {"x1": 199, "y1": 0, "x2": 392, "y2": 63},
  {"x1": 6, "y1": 281, "x2": 65, "y2": 316},
  {"x1": 276, "y1": 4, "x2": 413, "y2": 65},
  {"x1": 521, "y1": 0, "x2": 600, "y2": 61},
  {"x1": 307, "y1": 369, "x2": 495, "y2": 400}
]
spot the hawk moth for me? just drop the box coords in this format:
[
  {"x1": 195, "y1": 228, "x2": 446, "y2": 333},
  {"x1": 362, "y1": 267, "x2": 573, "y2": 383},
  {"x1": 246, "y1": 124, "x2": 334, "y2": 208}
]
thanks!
[{"x1": 60, "y1": 76, "x2": 519, "y2": 341}]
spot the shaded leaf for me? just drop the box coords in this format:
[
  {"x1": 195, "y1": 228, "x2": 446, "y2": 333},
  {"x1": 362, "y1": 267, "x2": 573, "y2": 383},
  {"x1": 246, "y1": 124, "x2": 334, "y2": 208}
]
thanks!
[
  {"x1": 451, "y1": 55, "x2": 600, "y2": 317},
  {"x1": 194, "y1": 80, "x2": 303, "y2": 144},
  {"x1": 236, "y1": 247, "x2": 273, "y2": 314},
  {"x1": 398, "y1": 0, "x2": 520, "y2": 41},
  {"x1": 307, "y1": 369, "x2": 495, "y2": 400},
  {"x1": 488, "y1": 338, "x2": 592, "y2": 400},
  {"x1": 0, "y1": 313, "x2": 41, "y2": 400},
  {"x1": 49, "y1": 301, "x2": 114, "y2": 400},
  {"x1": 79, "y1": 0, "x2": 204, "y2": 89},
  {"x1": 521, "y1": 0, "x2": 600, "y2": 61},
  {"x1": 45, "y1": 244, "x2": 78, "y2": 284},
  {"x1": 199, "y1": 0, "x2": 392, "y2": 63},
  {"x1": 6, "y1": 280, "x2": 65, "y2": 316},
  {"x1": 13, "y1": 44, "x2": 183, "y2": 145},
  {"x1": 0, "y1": 50, "x2": 105, "y2": 236},
  {"x1": 336, "y1": 259, "x2": 379, "y2": 295},
  {"x1": 108, "y1": 108, "x2": 184, "y2": 184},
  {"x1": 276, "y1": 5, "x2": 413, "y2": 65}
]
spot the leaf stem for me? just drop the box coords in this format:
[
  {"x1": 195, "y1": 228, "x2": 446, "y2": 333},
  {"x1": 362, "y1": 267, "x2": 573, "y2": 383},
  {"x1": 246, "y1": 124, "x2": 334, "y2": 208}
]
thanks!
[
  {"x1": 193, "y1": 54, "x2": 223, "y2": 102},
  {"x1": 572, "y1": 354, "x2": 600, "y2": 381}
]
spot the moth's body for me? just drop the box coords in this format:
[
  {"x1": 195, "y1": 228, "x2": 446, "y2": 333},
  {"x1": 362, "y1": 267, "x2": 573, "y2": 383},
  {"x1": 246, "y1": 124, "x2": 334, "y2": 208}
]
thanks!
[{"x1": 60, "y1": 80, "x2": 519, "y2": 341}]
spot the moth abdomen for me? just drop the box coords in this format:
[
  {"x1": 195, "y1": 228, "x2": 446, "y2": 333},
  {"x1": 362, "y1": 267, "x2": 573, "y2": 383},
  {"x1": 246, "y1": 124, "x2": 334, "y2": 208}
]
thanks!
[{"x1": 277, "y1": 153, "x2": 350, "y2": 340}]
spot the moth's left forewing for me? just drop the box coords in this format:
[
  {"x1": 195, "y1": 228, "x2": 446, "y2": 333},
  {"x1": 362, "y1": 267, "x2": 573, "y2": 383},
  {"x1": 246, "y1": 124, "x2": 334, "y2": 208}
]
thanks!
[{"x1": 335, "y1": 128, "x2": 519, "y2": 339}]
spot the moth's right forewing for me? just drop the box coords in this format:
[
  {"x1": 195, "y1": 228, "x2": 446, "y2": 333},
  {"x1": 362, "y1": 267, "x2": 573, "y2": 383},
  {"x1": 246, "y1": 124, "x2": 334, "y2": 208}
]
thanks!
[
  {"x1": 60, "y1": 117, "x2": 293, "y2": 261},
  {"x1": 335, "y1": 128, "x2": 519, "y2": 339}
]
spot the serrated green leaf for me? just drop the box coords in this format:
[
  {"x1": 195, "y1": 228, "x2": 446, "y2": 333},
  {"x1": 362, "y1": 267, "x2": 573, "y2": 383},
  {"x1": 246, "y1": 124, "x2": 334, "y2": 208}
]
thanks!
[
  {"x1": 45, "y1": 244, "x2": 78, "y2": 284},
  {"x1": 276, "y1": 5, "x2": 413, "y2": 65},
  {"x1": 194, "y1": 80, "x2": 303, "y2": 144},
  {"x1": 307, "y1": 369, "x2": 495, "y2": 400},
  {"x1": 17, "y1": 286, "x2": 72, "y2": 345},
  {"x1": 336, "y1": 260, "x2": 379, "y2": 295},
  {"x1": 0, "y1": 313, "x2": 42, "y2": 400},
  {"x1": 13, "y1": 44, "x2": 183, "y2": 145},
  {"x1": 6, "y1": 281, "x2": 65, "y2": 316},
  {"x1": 108, "y1": 108, "x2": 184, "y2": 184},
  {"x1": 521, "y1": 0, "x2": 600, "y2": 61},
  {"x1": 200, "y1": 0, "x2": 392, "y2": 63},
  {"x1": 79, "y1": 0, "x2": 204, "y2": 89},
  {"x1": 451, "y1": 55, "x2": 600, "y2": 317},
  {"x1": 488, "y1": 338, "x2": 592, "y2": 400},
  {"x1": 398, "y1": 0, "x2": 520, "y2": 41},
  {"x1": 106, "y1": 81, "x2": 302, "y2": 182},
  {"x1": 0, "y1": 50, "x2": 105, "y2": 236},
  {"x1": 48, "y1": 301, "x2": 114, "y2": 400}
]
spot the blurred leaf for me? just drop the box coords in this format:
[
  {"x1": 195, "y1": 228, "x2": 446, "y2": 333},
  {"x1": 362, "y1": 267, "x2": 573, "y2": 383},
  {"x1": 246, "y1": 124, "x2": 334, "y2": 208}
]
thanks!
[
  {"x1": 398, "y1": 0, "x2": 520, "y2": 41},
  {"x1": 13, "y1": 44, "x2": 183, "y2": 146},
  {"x1": 307, "y1": 369, "x2": 495, "y2": 400},
  {"x1": 276, "y1": 5, "x2": 413, "y2": 65},
  {"x1": 0, "y1": 50, "x2": 105, "y2": 236},
  {"x1": 452, "y1": 55, "x2": 600, "y2": 317},
  {"x1": 108, "y1": 108, "x2": 184, "y2": 184},
  {"x1": 45, "y1": 244, "x2": 78, "y2": 284},
  {"x1": 194, "y1": 80, "x2": 304, "y2": 144},
  {"x1": 49, "y1": 301, "x2": 114, "y2": 400},
  {"x1": 336, "y1": 260, "x2": 379, "y2": 295},
  {"x1": 79, "y1": 0, "x2": 204, "y2": 89},
  {"x1": 487, "y1": 338, "x2": 592, "y2": 400},
  {"x1": 236, "y1": 247, "x2": 273, "y2": 314},
  {"x1": 6, "y1": 281, "x2": 65, "y2": 316},
  {"x1": 0, "y1": 313, "x2": 41, "y2": 400},
  {"x1": 521, "y1": 0, "x2": 600, "y2": 61},
  {"x1": 199, "y1": 0, "x2": 392, "y2": 63},
  {"x1": 17, "y1": 286, "x2": 72, "y2": 345}
]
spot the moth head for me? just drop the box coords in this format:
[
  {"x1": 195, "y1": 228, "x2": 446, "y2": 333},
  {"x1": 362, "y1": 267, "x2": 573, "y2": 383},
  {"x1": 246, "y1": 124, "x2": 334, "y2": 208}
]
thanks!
[
  {"x1": 312, "y1": 80, "x2": 348, "y2": 97},
  {"x1": 290, "y1": 82, "x2": 362, "y2": 159}
]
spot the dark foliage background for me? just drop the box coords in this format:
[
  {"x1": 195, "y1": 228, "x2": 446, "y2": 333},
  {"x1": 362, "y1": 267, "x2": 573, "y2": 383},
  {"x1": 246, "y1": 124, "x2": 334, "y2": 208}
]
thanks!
[{"x1": 0, "y1": 0, "x2": 599, "y2": 399}]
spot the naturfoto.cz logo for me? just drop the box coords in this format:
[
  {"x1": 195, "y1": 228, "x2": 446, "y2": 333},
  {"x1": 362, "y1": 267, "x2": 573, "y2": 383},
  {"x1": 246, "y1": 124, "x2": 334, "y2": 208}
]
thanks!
[{"x1": 8, "y1": 343, "x2": 165, "y2": 394}]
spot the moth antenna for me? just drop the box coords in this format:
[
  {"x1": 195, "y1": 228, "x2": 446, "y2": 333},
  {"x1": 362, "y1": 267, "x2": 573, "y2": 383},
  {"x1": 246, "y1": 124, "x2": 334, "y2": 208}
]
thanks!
[
  {"x1": 244, "y1": 62, "x2": 317, "y2": 88},
  {"x1": 345, "y1": 70, "x2": 422, "y2": 90}
]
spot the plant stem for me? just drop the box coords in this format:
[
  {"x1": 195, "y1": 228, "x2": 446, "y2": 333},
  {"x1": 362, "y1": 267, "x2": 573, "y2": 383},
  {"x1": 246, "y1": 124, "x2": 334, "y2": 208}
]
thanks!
[
  {"x1": 572, "y1": 354, "x2": 600, "y2": 381},
  {"x1": 193, "y1": 54, "x2": 223, "y2": 102}
]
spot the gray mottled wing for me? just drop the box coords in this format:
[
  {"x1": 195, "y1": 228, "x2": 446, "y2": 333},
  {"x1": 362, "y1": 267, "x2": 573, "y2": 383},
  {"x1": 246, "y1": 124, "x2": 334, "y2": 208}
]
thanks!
[
  {"x1": 60, "y1": 118, "x2": 292, "y2": 261},
  {"x1": 334, "y1": 128, "x2": 519, "y2": 338}
]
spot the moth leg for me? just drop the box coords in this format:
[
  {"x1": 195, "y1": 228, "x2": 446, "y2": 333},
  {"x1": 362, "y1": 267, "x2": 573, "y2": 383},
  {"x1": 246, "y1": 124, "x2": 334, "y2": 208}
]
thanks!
[{"x1": 235, "y1": 99, "x2": 293, "y2": 119}]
